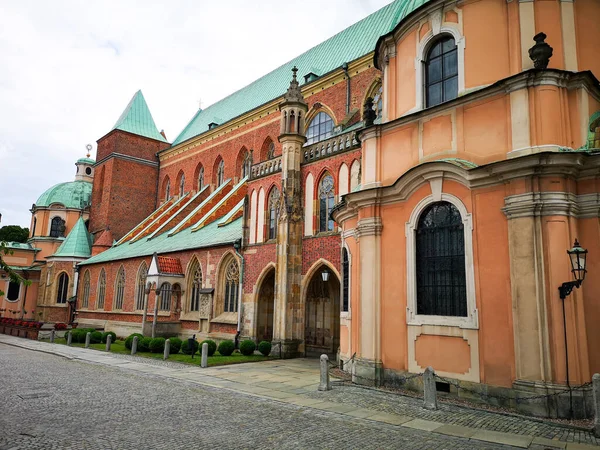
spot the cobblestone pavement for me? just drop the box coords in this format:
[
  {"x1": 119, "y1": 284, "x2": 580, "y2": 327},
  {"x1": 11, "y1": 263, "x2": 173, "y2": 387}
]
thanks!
[{"x1": 0, "y1": 344, "x2": 518, "y2": 450}]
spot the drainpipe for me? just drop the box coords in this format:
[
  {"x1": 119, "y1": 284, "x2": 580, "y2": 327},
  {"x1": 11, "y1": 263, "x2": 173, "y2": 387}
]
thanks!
[
  {"x1": 342, "y1": 62, "x2": 350, "y2": 114},
  {"x1": 233, "y1": 239, "x2": 244, "y2": 348}
]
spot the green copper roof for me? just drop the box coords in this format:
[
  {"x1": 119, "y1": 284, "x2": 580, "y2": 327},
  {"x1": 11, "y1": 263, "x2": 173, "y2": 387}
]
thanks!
[
  {"x1": 112, "y1": 90, "x2": 168, "y2": 143},
  {"x1": 172, "y1": 0, "x2": 431, "y2": 146},
  {"x1": 52, "y1": 217, "x2": 92, "y2": 258},
  {"x1": 36, "y1": 180, "x2": 92, "y2": 209},
  {"x1": 76, "y1": 157, "x2": 95, "y2": 165}
]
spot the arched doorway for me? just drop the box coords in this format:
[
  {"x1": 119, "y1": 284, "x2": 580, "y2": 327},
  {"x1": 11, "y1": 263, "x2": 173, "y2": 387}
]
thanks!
[
  {"x1": 304, "y1": 266, "x2": 340, "y2": 357},
  {"x1": 256, "y1": 269, "x2": 275, "y2": 343}
]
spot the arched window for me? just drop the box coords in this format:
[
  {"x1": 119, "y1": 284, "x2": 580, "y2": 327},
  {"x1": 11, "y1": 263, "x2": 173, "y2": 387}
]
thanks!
[
  {"x1": 165, "y1": 179, "x2": 171, "y2": 201},
  {"x1": 179, "y1": 173, "x2": 185, "y2": 196},
  {"x1": 223, "y1": 258, "x2": 239, "y2": 313},
  {"x1": 50, "y1": 217, "x2": 65, "y2": 238},
  {"x1": 97, "y1": 269, "x2": 106, "y2": 310},
  {"x1": 217, "y1": 159, "x2": 225, "y2": 186},
  {"x1": 56, "y1": 273, "x2": 69, "y2": 304},
  {"x1": 267, "y1": 187, "x2": 279, "y2": 240},
  {"x1": 242, "y1": 152, "x2": 252, "y2": 179},
  {"x1": 267, "y1": 142, "x2": 275, "y2": 159},
  {"x1": 198, "y1": 166, "x2": 205, "y2": 191},
  {"x1": 425, "y1": 36, "x2": 458, "y2": 108},
  {"x1": 7, "y1": 281, "x2": 20, "y2": 301},
  {"x1": 306, "y1": 112, "x2": 334, "y2": 145},
  {"x1": 373, "y1": 84, "x2": 383, "y2": 120},
  {"x1": 135, "y1": 263, "x2": 148, "y2": 310},
  {"x1": 318, "y1": 174, "x2": 335, "y2": 232},
  {"x1": 159, "y1": 282, "x2": 172, "y2": 311},
  {"x1": 113, "y1": 266, "x2": 125, "y2": 310},
  {"x1": 189, "y1": 260, "x2": 203, "y2": 312},
  {"x1": 342, "y1": 248, "x2": 349, "y2": 312},
  {"x1": 416, "y1": 201, "x2": 466, "y2": 316},
  {"x1": 82, "y1": 270, "x2": 90, "y2": 309}
]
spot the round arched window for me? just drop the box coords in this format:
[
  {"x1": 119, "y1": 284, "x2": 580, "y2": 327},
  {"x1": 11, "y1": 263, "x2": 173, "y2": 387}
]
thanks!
[{"x1": 306, "y1": 112, "x2": 334, "y2": 145}]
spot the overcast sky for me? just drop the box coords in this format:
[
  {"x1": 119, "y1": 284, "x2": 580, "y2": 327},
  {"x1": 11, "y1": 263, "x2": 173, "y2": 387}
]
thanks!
[{"x1": 0, "y1": 0, "x2": 391, "y2": 228}]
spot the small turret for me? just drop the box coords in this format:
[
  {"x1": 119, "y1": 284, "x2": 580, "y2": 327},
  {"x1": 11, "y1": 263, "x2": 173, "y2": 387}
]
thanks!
[
  {"x1": 279, "y1": 67, "x2": 308, "y2": 138},
  {"x1": 75, "y1": 144, "x2": 95, "y2": 182}
]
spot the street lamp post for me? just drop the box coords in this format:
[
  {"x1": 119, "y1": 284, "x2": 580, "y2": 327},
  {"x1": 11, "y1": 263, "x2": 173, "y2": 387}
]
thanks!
[{"x1": 558, "y1": 239, "x2": 588, "y2": 419}]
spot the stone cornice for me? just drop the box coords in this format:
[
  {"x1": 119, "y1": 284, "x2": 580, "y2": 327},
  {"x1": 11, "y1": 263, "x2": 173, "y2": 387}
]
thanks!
[
  {"x1": 94, "y1": 152, "x2": 159, "y2": 168},
  {"x1": 355, "y1": 217, "x2": 383, "y2": 239},
  {"x1": 503, "y1": 192, "x2": 600, "y2": 219},
  {"x1": 332, "y1": 152, "x2": 600, "y2": 223}
]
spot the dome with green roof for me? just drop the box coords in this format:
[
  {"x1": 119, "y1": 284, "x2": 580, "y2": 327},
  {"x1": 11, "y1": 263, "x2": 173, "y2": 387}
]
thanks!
[
  {"x1": 77, "y1": 157, "x2": 95, "y2": 165},
  {"x1": 35, "y1": 180, "x2": 92, "y2": 209}
]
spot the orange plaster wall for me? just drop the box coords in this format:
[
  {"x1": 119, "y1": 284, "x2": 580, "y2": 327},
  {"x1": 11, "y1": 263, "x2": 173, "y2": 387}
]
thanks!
[
  {"x1": 415, "y1": 334, "x2": 471, "y2": 374},
  {"x1": 535, "y1": 0, "x2": 565, "y2": 70},
  {"x1": 530, "y1": 85, "x2": 564, "y2": 147},
  {"x1": 575, "y1": 0, "x2": 600, "y2": 78},
  {"x1": 462, "y1": 0, "x2": 511, "y2": 88},
  {"x1": 462, "y1": 95, "x2": 510, "y2": 163},
  {"x1": 395, "y1": 29, "x2": 417, "y2": 118},
  {"x1": 422, "y1": 114, "x2": 453, "y2": 158},
  {"x1": 380, "y1": 125, "x2": 419, "y2": 185}
]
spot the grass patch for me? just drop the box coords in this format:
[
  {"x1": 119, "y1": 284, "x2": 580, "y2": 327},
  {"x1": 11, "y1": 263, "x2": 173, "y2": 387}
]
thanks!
[{"x1": 41, "y1": 338, "x2": 273, "y2": 366}]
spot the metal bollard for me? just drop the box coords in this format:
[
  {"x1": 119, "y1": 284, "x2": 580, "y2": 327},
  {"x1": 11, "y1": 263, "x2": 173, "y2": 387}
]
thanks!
[
  {"x1": 131, "y1": 335, "x2": 139, "y2": 355},
  {"x1": 164, "y1": 339, "x2": 170, "y2": 360},
  {"x1": 423, "y1": 366, "x2": 438, "y2": 410},
  {"x1": 50, "y1": 330, "x2": 55, "y2": 343},
  {"x1": 66, "y1": 331, "x2": 72, "y2": 346},
  {"x1": 105, "y1": 335, "x2": 112, "y2": 352},
  {"x1": 85, "y1": 332, "x2": 91, "y2": 348},
  {"x1": 201, "y1": 342, "x2": 208, "y2": 368},
  {"x1": 593, "y1": 373, "x2": 600, "y2": 437},
  {"x1": 318, "y1": 354, "x2": 331, "y2": 391}
]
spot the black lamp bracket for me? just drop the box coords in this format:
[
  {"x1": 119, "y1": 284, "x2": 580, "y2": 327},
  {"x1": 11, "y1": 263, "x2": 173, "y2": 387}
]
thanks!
[{"x1": 558, "y1": 280, "x2": 582, "y2": 300}]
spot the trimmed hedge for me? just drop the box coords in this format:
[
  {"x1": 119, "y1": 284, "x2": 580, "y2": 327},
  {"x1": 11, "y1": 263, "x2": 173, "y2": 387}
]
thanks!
[
  {"x1": 125, "y1": 333, "x2": 144, "y2": 350},
  {"x1": 200, "y1": 339, "x2": 216, "y2": 356},
  {"x1": 258, "y1": 341, "x2": 272, "y2": 356},
  {"x1": 149, "y1": 337, "x2": 166, "y2": 353},
  {"x1": 90, "y1": 331, "x2": 102, "y2": 344},
  {"x1": 72, "y1": 328, "x2": 95, "y2": 343},
  {"x1": 139, "y1": 337, "x2": 152, "y2": 353},
  {"x1": 239, "y1": 340, "x2": 256, "y2": 356},
  {"x1": 181, "y1": 339, "x2": 199, "y2": 355},
  {"x1": 217, "y1": 340, "x2": 235, "y2": 356},
  {"x1": 168, "y1": 337, "x2": 182, "y2": 354},
  {"x1": 101, "y1": 331, "x2": 117, "y2": 344}
]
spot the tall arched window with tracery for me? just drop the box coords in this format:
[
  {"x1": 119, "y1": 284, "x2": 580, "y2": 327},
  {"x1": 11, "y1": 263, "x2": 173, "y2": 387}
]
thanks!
[
  {"x1": 416, "y1": 201, "x2": 466, "y2": 316},
  {"x1": 56, "y1": 273, "x2": 69, "y2": 304},
  {"x1": 135, "y1": 262, "x2": 148, "y2": 310},
  {"x1": 306, "y1": 112, "x2": 334, "y2": 145},
  {"x1": 242, "y1": 152, "x2": 252, "y2": 179},
  {"x1": 164, "y1": 178, "x2": 171, "y2": 201},
  {"x1": 189, "y1": 260, "x2": 203, "y2": 312},
  {"x1": 198, "y1": 166, "x2": 204, "y2": 191},
  {"x1": 223, "y1": 258, "x2": 240, "y2": 313},
  {"x1": 425, "y1": 36, "x2": 458, "y2": 108},
  {"x1": 97, "y1": 269, "x2": 106, "y2": 310},
  {"x1": 318, "y1": 174, "x2": 335, "y2": 232},
  {"x1": 267, "y1": 187, "x2": 280, "y2": 240},
  {"x1": 82, "y1": 270, "x2": 90, "y2": 309},
  {"x1": 179, "y1": 173, "x2": 186, "y2": 196},
  {"x1": 50, "y1": 217, "x2": 65, "y2": 237},
  {"x1": 217, "y1": 159, "x2": 225, "y2": 186},
  {"x1": 113, "y1": 266, "x2": 126, "y2": 310},
  {"x1": 267, "y1": 142, "x2": 275, "y2": 159}
]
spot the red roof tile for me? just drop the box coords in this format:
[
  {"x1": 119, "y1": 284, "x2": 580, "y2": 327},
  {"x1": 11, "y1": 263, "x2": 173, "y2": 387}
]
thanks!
[{"x1": 157, "y1": 256, "x2": 183, "y2": 275}]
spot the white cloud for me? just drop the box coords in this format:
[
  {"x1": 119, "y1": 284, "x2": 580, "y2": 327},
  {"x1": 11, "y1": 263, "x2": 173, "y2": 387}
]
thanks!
[{"x1": 0, "y1": 0, "x2": 391, "y2": 228}]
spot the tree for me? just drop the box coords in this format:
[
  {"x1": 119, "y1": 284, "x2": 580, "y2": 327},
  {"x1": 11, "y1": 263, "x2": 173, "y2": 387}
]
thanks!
[
  {"x1": 0, "y1": 225, "x2": 29, "y2": 243},
  {"x1": 0, "y1": 242, "x2": 29, "y2": 297}
]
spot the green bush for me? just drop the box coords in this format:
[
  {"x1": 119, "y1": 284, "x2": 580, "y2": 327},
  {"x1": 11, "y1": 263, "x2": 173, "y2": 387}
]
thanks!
[
  {"x1": 168, "y1": 337, "x2": 182, "y2": 354},
  {"x1": 217, "y1": 340, "x2": 235, "y2": 356},
  {"x1": 239, "y1": 340, "x2": 256, "y2": 356},
  {"x1": 90, "y1": 331, "x2": 102, "y2": 344},
  {"x1": 125, "y1": 333, "x2": 144, "y2": 350},
  {"x1": 258, "y1": 341, "x2": 272, "y2": 356},
  {"x1": 200, "y1": 339, "x2": 216, "y2": 356},
  {"x1": 181, "y1": 338, "x2": 199, "y2": 355},
  {"x1": 72, "y1": 328, "x2": 95, "y2": 343},
  {"x1": 149, "y1": 337, "x2": 166, "y2": 353},
  {"x1": 101, "y1": 331, "x2": 117, "y2": 344},
  {"x1": 139, "y1": 337, "x2": 152, "y2": 352}
]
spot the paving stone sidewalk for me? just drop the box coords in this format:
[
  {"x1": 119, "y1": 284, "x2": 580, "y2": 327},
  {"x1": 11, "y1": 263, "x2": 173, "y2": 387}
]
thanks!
[{"x1": 1, "y1": 334, "x2": 597, "y2": 449}]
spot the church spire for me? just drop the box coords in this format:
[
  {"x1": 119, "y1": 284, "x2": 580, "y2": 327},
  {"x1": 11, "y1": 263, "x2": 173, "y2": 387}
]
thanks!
[{"x1": 111, "y1": 90, "x2": 168, "y2": 143}]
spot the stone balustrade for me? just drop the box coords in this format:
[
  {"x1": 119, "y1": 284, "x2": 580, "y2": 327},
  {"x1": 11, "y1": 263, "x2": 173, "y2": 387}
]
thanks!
[
  {"x1": 250, "y1": 156, "x2": 282, "y2": 180},
  {"x1": 303, "y1": 130, "x2": 360, "y2": 163}
]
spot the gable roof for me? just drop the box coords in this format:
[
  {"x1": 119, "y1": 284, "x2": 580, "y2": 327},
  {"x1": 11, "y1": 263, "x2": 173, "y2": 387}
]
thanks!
[
  {"x1": 51, "y1": 217, "x2": 92, "y2": 258},
  {"x1": 112, "y1": 90, "x2": 168, "y2": 143},
  {"x1": 171, "y1": 0, "x2": 431, "y2": 146},
  {"x1": 157, "y1": 256, "x2": 183, "y2": 275}
]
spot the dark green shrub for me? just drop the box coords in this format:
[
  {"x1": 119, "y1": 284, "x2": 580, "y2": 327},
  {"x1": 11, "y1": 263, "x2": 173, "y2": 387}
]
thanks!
[
  {"x1": 181, "y1": 338, "x2": 199, "y2": 355},
  {"x1": 101, "y1": 331, "x2": 117, "y2": 343},
  {"x1": 149, "y1": 337, "x2": 166, "y2": 353},
  {"x1": 90, "y1": 331, "x2": 102, "y2": 344},
  {"x1": 239, "y1": 340, "x2": 256, "y2": 356},
  {"x1": 200, "y1": 339, "x2": 216, "y2": 356},
  {"x1": 139, "y1": 337, "x2": 152, "y2": 352},
  {"x1": 125, "y1": 333, "x2": 144, "y2": 350},
  {"x1": 258, "y1": 341, "x2": 272, "y2": 356},
  {"x1": 217, "y1": 340, "x2": 235, "y2": 356},
  {"x1": 168, "y1": 337, "x2": 182, "y2": 354},
  {"x1": 70, "y1": 329, "x2": 85, "y2": 343}
]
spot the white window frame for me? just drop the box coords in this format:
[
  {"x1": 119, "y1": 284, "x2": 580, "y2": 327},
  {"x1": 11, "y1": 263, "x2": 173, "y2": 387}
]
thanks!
[
  {"x1": 405, "y1": 192, "x2": 478, "y2": 329},
  {"x1": 4, "y1": 280, "x2": 21, "y2": 302}
]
